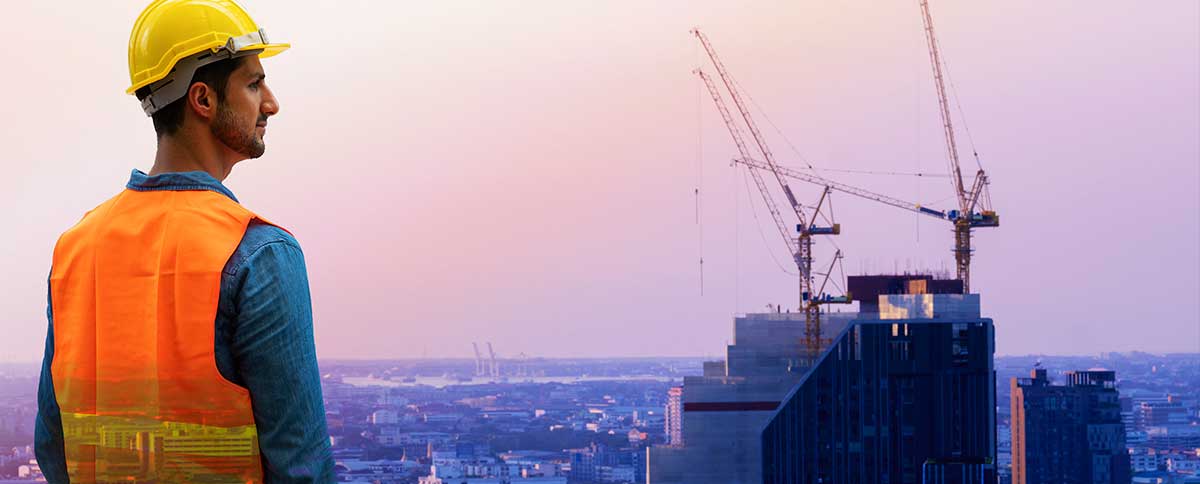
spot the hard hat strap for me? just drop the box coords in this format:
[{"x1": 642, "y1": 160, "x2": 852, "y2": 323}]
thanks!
[{"x1": 139, "y1": 29, "x2": 271, "y2": 116}]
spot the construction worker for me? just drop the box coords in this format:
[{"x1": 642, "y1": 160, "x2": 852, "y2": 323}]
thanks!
[{"x1": 34, "y1": 1, "x2": 334, "y2": 482}]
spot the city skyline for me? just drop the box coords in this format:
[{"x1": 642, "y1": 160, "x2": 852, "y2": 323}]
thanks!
[
  {"x1": 2, "y1": 352, "x2": 1196, "y2": 481},
  {"x1": 2, "y1": 0, "x2": 1198, "y2": 361}
]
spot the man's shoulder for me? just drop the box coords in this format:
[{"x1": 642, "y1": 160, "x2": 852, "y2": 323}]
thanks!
[
  {"x1": 223, "y1": 220, "x2": 303, "y2": 276},
  {"x1": 52, "y1": 191, "x2": 128, "y2": 257},
  {"x1": 241, "y1": 220, "x2": 299, "y2": 249},
  {"x1": 61, "y1": 191, "x2": 124, "y2": 232}
]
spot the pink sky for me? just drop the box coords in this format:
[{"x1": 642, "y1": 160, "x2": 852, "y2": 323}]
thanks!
[{"x1": 2, "y1": 1, "x2": 1197, "y2": 361}]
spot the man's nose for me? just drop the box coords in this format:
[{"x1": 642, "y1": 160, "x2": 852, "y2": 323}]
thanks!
[{"x1": 261, "y1": 83, "x2": 280, "y2": 116}]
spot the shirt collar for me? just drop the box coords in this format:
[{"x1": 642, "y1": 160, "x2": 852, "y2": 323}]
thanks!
[{"x1": 125, "y1": 169, "x2": 239, "y2": 203}]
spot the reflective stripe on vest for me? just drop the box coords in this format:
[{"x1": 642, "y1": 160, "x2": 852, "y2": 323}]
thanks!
[{"x1": 51, "y1": 188, "x2": 270, "y2": 483}]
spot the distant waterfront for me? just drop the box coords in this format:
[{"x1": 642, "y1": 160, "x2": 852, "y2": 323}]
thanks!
[{"x1": 343, "y1": 374, "x2": 679, "y2": 388}]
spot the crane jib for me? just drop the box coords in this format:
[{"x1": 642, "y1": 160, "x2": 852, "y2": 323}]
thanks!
[{"x1": 919, "y1": 206, "x2": 947, "y2": 219}]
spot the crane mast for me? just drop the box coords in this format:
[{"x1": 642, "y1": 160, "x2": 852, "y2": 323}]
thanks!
[
  {"x1": 692, "y1": 29, "x2": 847, "y2": 362},
  {"x1": 919, "y1": 0, "x2": 998, "y2": 293}
]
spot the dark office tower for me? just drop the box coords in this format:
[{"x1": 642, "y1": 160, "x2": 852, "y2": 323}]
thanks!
[
  {"x1": 1010, "y1": 369, "x2": 1130, "y2": 484},
  {"x1": 761, "y1": 278, "x2": 997, "y2": 484}
]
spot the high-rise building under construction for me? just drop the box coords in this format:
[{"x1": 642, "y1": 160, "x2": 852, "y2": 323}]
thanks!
[
  {"x1": 648, "y1": 275, "x2": 998, "y2": 484},
  {"x1": 647, "y1": 307, "x2": 855, "y2": 484},
  {"x1": 762, "y1": 278, "x2": 997, "y2": 483}
]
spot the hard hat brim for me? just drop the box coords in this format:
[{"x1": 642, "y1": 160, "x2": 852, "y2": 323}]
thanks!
[
  {"x1": 248, "y1": 42, "x2": 291, "y2": 60},
  {"x1": 124, "y1": 42, "x2": 290, "y2": 95}
]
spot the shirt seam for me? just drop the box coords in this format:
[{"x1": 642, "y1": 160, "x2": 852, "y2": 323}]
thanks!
[
  {"x1": 125, "y1": 183, "x2": 238, "y2": 202},
  {"x1": 226, "y1": 238, "x2": 303, "y2": 276}
]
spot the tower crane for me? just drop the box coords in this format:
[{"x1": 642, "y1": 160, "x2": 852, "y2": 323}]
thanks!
[
  {"x1": 692, "y1": 29, "x2": 849, "y2": 362},
  {"x1": 732, "y1": 1, "x2": 999, "y2": 294},
  {"x1": 919, "y1": 0, "x2": 999, "y2": 293}
]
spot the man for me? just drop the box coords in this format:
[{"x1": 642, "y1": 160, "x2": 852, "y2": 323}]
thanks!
[{"x1": 34, "y1": 0, "x2": 333, "y2": 482}]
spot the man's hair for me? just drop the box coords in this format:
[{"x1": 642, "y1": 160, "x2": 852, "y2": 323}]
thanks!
[{"x1": 135, "y1": 56, "x2": 245, "y2": 138}]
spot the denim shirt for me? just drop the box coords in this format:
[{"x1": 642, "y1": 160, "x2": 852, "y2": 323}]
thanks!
[{"x1": 35, "y1": 169, "x2": 335, "y2": 483}]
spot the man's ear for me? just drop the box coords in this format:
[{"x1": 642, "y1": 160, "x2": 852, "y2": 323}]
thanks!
[{"x1": 186, "y1": 82, "x2": 218, "y2": 122}]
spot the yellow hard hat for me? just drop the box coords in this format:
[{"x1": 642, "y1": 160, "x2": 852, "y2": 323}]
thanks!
[{"x1": 127, "y1": 0, "x2": 290, "y2": 115}]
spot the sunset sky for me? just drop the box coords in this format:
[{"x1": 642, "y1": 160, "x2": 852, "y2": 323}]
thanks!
[{"x1": 2, "y1": 1, "x2": 1197, "y2": 362}]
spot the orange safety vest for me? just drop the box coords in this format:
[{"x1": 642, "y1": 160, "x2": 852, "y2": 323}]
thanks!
[{"x1": 50, "y1": 188, "x2": 276, "y2": 483}]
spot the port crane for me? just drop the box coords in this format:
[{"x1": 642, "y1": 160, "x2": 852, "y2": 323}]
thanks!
[
  {"x1": 472, "y1": 342, "x2": 484, "y2": 377},
  {"x1": 487, "y1": 342, "x2": 499, "y2": 378},
  {"x1": 692, "y1": 29, "x2": 849, "y2": 361}
]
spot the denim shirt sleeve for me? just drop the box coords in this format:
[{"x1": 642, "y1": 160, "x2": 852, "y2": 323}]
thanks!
[
  {"x1": 217, "y1": 222, "x2": 334, "y2": 482},
  {"x1": 34, "y1": 276, "x2": 69, "y2": 483}
]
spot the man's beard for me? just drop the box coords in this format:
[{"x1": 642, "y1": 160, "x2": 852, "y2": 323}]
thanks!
[{"x1": 211, "y1": 103, "x2": 266, "y2": 159}]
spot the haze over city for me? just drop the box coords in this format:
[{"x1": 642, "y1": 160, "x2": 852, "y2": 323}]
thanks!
[{"x1": 2, "y1": 0, "x2": 1197, "y2": 361}]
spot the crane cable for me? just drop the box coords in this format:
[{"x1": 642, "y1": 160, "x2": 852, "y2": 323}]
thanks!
[
  {"x1": 920, "y1": 193, "x2": 957, "y2": 208},
  {"x1": 728, "y1": 73, "x2": 825, "y2": 179},
  {"x1": 728, "y1": 73, "x2": 855, "y2": 291},
  {"x1": 811, "y1": 167, "x2": 948, "y2": 178},
  {"x1": 935, "y1": 36, "x2": 984, "y2": 173},
  {"x1": 742, "y1": 166, "x2": 800, "y2": 276},
  {"x1": 695, "y1": 39, "x2": 705, "y2": 297},
  {"x1": 730, "y1": 68, "x2": 951, "y2": 186}
]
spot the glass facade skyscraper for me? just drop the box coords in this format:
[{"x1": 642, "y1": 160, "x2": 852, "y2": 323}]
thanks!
[{"x1": 762, "y1": 290, "x2": 997, "y2": 484}]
